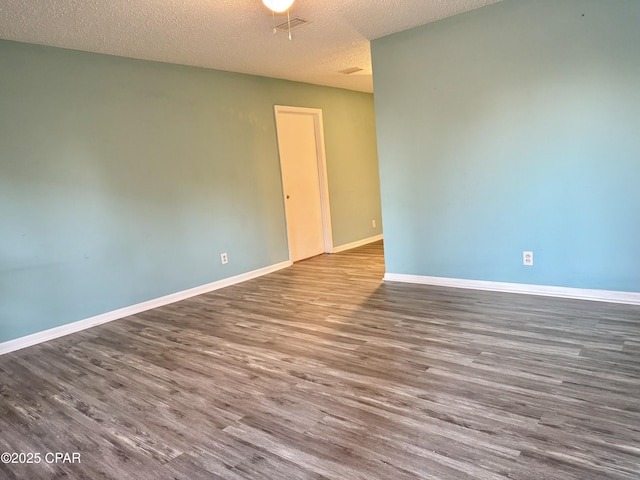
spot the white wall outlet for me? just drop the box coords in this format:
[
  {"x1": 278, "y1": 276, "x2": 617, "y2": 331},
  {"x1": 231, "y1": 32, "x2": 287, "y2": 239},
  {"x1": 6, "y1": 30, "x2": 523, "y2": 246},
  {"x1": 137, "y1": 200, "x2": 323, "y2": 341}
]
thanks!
[
  {"x1": 220, "y1": 252, "x2": 228, "y2": 265},
  {"x1": 372, "y1": 219, "x2": 376, "y2": 228},
  {"x1": 523, "y1": 251, "x2": 533, "y2": 266}
]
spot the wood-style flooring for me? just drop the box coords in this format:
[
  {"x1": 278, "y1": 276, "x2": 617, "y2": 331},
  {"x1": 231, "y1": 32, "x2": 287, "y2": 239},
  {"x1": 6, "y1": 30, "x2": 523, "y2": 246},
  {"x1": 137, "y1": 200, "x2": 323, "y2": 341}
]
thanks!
[{"x1": 1, "y1": 241, "x2": 639, "y2": 479}]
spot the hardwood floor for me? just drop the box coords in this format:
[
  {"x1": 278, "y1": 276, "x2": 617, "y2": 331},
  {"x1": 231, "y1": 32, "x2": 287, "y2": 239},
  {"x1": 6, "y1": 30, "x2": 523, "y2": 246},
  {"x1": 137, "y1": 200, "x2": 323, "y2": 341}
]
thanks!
[{"x1": 1, "y1": 241, "x2": 639, "y2": 479}]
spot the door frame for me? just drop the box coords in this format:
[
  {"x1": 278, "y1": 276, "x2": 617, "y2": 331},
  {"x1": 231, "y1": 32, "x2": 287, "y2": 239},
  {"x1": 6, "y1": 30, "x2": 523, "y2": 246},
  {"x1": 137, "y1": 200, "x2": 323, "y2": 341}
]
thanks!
[{"x1": 274, "y1": 105, "x2": 334, "y2": 259}]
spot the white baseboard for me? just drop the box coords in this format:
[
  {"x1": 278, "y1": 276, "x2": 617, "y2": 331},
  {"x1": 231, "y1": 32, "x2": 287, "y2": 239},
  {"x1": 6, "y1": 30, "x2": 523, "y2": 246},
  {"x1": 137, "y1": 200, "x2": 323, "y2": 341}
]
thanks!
[
  {"x1": 0, "y1": 260, "x2": 292, "y2": 356},
  {"x1": 332, "y1": 234, "x2": 383, "y2": 254},
  {"x1": 383, "y1": 273, "x2": 640, "y2": 306}
]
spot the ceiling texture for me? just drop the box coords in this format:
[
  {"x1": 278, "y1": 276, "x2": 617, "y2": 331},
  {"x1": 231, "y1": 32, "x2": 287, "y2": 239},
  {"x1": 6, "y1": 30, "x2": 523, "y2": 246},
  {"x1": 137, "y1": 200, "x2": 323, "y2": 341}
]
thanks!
[{"x1": 0, "y1": 0, "x2": 501, "y2": 93}]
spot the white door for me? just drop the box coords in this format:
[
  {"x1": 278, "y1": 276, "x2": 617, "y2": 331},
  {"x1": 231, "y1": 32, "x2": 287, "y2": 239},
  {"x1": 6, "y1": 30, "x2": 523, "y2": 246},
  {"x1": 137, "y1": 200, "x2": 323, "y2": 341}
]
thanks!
[{"x1": 275, "y1": 107, "x2": 331, "y2": 262}]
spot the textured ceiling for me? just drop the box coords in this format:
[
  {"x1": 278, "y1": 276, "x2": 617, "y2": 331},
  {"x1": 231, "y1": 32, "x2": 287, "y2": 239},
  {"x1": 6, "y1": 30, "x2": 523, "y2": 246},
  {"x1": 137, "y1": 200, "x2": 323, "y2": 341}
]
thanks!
[{"x1": 0, "y1": 0, "x2": 502, "y2": 92}]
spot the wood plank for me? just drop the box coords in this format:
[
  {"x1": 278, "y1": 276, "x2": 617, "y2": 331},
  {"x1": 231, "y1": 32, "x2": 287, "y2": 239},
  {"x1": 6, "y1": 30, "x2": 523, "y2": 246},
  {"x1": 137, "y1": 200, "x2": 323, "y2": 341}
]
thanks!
[{"x1": 0, "y1": 241, "x2": 639, "y2": 479}]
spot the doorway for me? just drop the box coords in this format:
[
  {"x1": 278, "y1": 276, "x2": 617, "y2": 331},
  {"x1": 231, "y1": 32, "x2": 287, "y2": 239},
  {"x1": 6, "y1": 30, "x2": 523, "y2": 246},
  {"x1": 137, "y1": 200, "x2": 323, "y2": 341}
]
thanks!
[{"x1": 274, "y1": 106, "x2": 333, "y2": 262}]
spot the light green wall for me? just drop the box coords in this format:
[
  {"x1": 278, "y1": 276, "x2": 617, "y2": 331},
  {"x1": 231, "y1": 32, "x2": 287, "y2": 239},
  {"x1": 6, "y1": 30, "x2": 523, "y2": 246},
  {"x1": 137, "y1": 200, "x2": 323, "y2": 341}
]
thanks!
[
  {"x1": 0, "y1": 39, "x2": 382, "y2": 343},
  {"x1": 372, "y1": 0, "x2": 640, "y2": 291}
]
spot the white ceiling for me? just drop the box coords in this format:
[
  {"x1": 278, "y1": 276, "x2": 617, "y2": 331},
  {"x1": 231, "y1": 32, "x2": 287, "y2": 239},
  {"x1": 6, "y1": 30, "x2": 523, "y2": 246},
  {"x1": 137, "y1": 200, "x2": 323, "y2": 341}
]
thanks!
[{"x1": 0, "y1": 0, "x2": 501, "y2": 93}]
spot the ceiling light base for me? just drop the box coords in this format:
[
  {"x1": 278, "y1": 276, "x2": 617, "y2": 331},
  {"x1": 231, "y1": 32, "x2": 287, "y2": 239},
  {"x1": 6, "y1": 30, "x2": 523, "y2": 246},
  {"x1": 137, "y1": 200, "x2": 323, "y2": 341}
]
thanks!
[{"x1": 262, "y1": 0, "x2": 295, "y2": 14}]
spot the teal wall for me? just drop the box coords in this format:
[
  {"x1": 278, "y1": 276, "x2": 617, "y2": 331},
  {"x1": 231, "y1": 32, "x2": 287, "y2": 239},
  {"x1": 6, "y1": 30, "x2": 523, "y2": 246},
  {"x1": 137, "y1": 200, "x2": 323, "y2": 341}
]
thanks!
[
  {"x1": 372, "y1": 0, "x2": 640, "y2": 292},
  {"x1": 0, "y1": 39, "x2": 382, "y2": 343}
]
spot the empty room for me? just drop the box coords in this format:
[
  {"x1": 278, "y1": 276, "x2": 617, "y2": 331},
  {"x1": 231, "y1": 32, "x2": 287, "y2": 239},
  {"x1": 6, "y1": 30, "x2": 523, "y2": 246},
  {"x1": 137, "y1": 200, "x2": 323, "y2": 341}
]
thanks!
[{"x1": 1, "y1": 0, "x2": 639, "y2": 479}]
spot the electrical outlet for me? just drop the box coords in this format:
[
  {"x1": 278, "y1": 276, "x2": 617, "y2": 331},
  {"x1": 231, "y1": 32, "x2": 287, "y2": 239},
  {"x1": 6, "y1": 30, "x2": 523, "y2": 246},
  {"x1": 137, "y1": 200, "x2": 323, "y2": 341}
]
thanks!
[
  {"x1": 372, "y1": 219, "x2": 376, "y2": 228},
  {"x1": 220, "y1": 252, "x2": 228, "y2": 265},
  {"x1": 523, "y1": 251, "x2": 533, "y2": 266}
]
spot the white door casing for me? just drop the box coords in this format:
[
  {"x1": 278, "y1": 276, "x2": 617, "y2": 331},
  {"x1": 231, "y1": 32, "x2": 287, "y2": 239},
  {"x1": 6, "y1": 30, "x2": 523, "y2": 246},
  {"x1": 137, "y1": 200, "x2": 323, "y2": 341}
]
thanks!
[{"x1": 274, "y1": 106, "x2": 333, "y2": 261}]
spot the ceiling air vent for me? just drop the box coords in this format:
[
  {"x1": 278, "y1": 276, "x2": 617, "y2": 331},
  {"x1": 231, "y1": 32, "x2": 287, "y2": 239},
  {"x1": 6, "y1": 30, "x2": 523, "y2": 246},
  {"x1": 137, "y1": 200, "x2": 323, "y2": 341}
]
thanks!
[
  {"x1": 339, "y1": 67, "x2": 364, "y2": 75},
  {"x1": 275, "y1": 17, "x2": 311, "y2": 32}
]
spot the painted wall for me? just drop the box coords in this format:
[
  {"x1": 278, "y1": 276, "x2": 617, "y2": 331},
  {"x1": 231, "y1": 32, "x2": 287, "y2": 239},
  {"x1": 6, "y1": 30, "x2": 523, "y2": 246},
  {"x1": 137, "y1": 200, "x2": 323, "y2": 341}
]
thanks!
[
  {"x1": 372, "y1": 0, "x2": 640, "y2": 292},
  {"x1": 0, "y1": 39, "x2": 382, "y2": 343}
]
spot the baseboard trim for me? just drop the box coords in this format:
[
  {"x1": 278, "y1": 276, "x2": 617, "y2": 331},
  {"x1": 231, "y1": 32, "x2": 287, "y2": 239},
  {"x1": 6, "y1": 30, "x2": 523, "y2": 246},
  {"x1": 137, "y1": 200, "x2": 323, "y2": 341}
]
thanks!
[
  {"x1": 0, "y1": 260, "x2": 293, "y2": 356},
  {"x1": 332, "y1": 234, "x2": 384, "y2": 254},
  {"x1": 383, "y1": 273, "x2": 640, "y2": 306}
]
